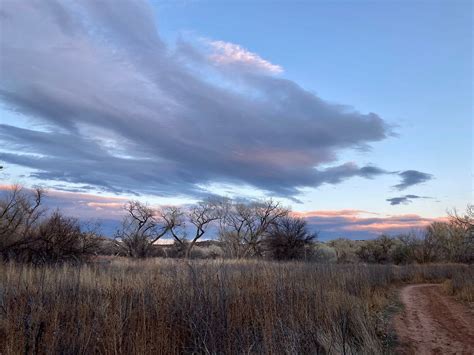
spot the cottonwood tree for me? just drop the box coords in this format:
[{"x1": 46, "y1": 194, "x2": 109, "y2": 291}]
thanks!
[
  {"x1": 115, "y1": 201, "x2": 174, "y2": 258},
  {"x1": 219, "y1": 199, "x2": 289, "y2": 258},
  {"x1": 264, "y1": 216, "x2": 317, "y2": 260},
  {"x1": 0, "y1": 185, "x2": 45, "y2": 260},
  {"x1": 165, "y1": 199, "x2": 224, "y2": 258}
]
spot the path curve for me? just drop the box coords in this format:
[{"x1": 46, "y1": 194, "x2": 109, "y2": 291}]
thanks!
[{"x1": 394, "y1": 284, "x2": 474, "y2": 355}]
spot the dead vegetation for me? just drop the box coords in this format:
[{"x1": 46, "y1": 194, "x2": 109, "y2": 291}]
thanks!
[{"x1": 0, "y1": 259, "x2": 472, "y2": 354}]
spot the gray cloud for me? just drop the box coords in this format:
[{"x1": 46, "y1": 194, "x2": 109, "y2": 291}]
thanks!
[
  {"x1": 0, "y1": 0, "x2": 429, "y2": 199},
  {"x1": 394, "y1": 170, "x2": 433, "y2": 190},
  {"x1": 386, "y1": 194, "x2": 431, "y2": 205}
]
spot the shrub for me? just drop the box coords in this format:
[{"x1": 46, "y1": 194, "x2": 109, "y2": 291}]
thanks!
[{"x1": 264, "y1": 216, "x2": 316, "y2": 260}]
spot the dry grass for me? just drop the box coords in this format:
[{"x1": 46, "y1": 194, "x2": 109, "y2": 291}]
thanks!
[
  {"x1": 441, "y1": 266, "x2": 474, "y2": 303},
  {"x1": 0, "y1": 259, "x2": 472, "y2": 354}
]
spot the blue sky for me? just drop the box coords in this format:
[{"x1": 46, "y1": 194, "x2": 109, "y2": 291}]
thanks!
[{"x1": 0, "y1": 0, "x2": 472, "y2": 237}]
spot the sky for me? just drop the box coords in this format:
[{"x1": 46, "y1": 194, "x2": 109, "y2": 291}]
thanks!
[{"x1": 0, "y1": 0, "x2": 472, "y2": 239}]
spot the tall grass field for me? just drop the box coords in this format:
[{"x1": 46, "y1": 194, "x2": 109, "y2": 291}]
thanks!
[{"x1": 1, "y1": 259, "x2": 472, "y2": 354}]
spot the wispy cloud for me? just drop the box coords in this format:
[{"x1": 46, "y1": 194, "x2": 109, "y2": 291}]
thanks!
[
  {"x1": 393, "y1": 170, "x2": 433, "y2": 190},
  {"x1": 386, "y1": 194, "x2": 431, "y2": 205}
]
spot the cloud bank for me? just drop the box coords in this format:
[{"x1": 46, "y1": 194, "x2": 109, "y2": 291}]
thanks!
[
  {"x1": 0, "y1": 0, "x2": 431, "y2": 200},
  {"x1": 294, "y1": 210, "x2": 445, "y2": 240}
]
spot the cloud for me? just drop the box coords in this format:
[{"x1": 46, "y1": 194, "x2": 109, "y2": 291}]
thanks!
[
  {"x1": 0, "y1": 0, "x2": 429, "y2": 200},
  {"x1": 394, "y1": 170, "x2": 433, "y2": 190},
  {"x1": 294, "y1": 209, "x2": 446, "y2": 240},
  {"x1": 207, "y1": 40, "x2": 283, "y2": 74},
  {"x1": 386, "y1": 194, "x2": 431, "y2": 205},
  {"x1": 293, "y1": 209, "x2": 379, "y2": 218}
]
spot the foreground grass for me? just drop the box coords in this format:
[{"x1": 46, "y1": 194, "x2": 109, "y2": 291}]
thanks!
[{"x1": 0, "y1": 259, "x2": 472, "y2": 354}]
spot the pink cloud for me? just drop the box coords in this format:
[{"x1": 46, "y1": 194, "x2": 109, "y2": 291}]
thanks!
[
  {"x1": 208, "y1": 40, "x2": 283, "y2": 74},
  {"x1": 293, "y1": 209, "x2": 379, "y2": 218},
  {"x1": 295, "y1": 209, "x2": 448, "y2": 239}
]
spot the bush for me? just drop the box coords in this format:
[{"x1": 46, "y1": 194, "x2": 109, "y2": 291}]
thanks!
[
  {"x1": 15, "y1": 211, "x2": 99, "y2": 264},
  {"x1": 264, "y1": 216, "x2": 316, "y2": 260},
  {"x1": 356, "y1": 235, "x2": 395, "y2": 264},
  {"x1": 0, "y1": 186, "x2": 100, "y2": 264}
]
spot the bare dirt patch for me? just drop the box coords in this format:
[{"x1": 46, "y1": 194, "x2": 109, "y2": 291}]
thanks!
[{"x1": 394, "y1": 284, "x2": 474, "y2": 355}]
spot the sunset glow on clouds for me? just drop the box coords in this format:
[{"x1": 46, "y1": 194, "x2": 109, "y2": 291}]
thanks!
[{"x1": 293, "y1": 209, "x2": 446, "y2": 239}]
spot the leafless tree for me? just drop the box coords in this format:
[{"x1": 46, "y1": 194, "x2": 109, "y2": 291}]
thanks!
[
  {"x1": 159, "y1": 206, "x2": 186, "y2": 243},
  {"x1": 219, "y1": 199, "x2": 289, "y2": 258},
  {"x1": 186, "y1": 199, "x2": 225, "y2": 258},
  {"x1": 0, "y1": 185, "x2": 45, "y2": 260},
  {"x1": 1, "y1": 185, "x2": 100, "y2": 263},
  {"x1": 115, "y1": 201, "x2": 173, "y2": 258},
  {"x1": 449, "y1": 204, "x2": 474, "y2": 231},
  {"x1": 164, "y1": 199, "x2": 224, "y2": 258}
]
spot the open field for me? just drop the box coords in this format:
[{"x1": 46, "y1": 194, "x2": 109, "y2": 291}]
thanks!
[{"x1": 0, "y1": 259, "x2": 472, "y2": 354}]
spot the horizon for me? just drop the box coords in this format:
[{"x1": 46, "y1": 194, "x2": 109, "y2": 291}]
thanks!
[{"x1": 0, "y1": 0, "x2": 472, "y2": 240}]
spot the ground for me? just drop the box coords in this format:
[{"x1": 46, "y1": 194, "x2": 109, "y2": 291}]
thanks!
[{"x1": 394, "y1": 284, "x2": 474, "y2": 355}]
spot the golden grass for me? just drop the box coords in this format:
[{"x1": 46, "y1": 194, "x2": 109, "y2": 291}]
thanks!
[{"x1": 0, "y1": 259, "x2": 472, "y2": 354}]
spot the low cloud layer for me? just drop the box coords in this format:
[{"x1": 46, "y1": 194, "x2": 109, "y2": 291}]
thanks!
[
  {"x1": 0, "y1": 0, "x2": 431, "y2": 200},
  {"x1": 293, "y1": 210, "x2": 445, "y2": 240}
]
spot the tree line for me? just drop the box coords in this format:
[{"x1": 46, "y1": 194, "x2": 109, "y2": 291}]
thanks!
[
  {"x1": 113, "y1": 197, "x2": 316, "y2": 260},
  {"x1": 0, "y1": 185, "x2": 472, "y2": 264}
]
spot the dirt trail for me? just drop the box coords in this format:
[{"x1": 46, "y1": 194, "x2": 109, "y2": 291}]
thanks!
[{"x1": 394, "y1": 284, "x2": 474, "y2": 355}]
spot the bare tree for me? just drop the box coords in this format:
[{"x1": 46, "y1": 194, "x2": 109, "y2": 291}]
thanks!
[
  {"x1": 446, "y1": 204, "x2": 473, "y2": 262},
  {"x1": 115, "y1": 201, "x2": 173, "y2": 258},
  {"x1": 449, "y1": 204, "x2": 474, "y2": 231},
  {"x1": 159, "y1": 206, "x2": 186, "y2": 243},
  {"x1": 0, "y1": 185, "x2": 45, "y2": 260},
  {"x1": 1, "y1": 185, "x2": 100, "y2": 263},
  {"x1": 186, "y1": 199, "x2": 224, "y2": 258},
  {"x1": 164, "y1": 199, "x2": 224, "y2": 258},
  {"x1": 219, "y1": 199, "x2": 289, "y2": 258}
]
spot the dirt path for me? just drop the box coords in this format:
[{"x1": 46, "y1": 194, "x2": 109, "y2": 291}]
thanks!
[{"x1": 394, "y1": 284, "x2": 474, "y2": 355}]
